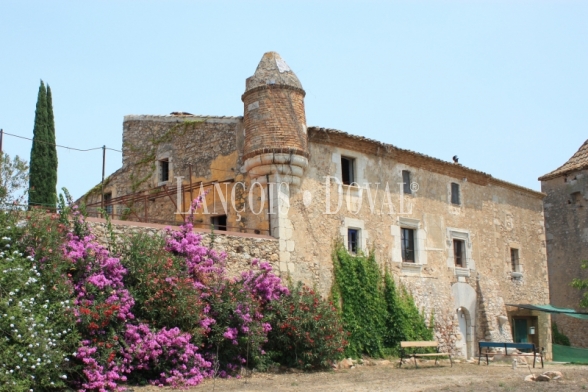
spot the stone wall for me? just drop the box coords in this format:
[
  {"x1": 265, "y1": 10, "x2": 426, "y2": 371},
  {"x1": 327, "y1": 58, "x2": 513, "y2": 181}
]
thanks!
[
  {"x1": 542, "y1": 170, "x2": 588, "y2": 348},
  {"x1": 275, "y1": 133, "x2": 551, "y2": 358},
  {"x1": 86, "y1": 217, "x2": 280, "y2": 278},
  {"x1": 82, "y1": 115, "x2": 274, "y2": 235}
]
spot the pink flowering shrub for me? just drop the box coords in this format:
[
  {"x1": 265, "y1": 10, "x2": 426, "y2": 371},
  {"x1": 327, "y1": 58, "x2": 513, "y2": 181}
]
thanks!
[
  {"x1": 121, "y1": 324, "x2": 211, "y2": 387},
  {"x1": 2, "y1": 194, "x2": 347, "y2": 391},
  {"x1": 121, "y1": 233, "x2": 205, "y2": 336},
  {"x1": 161, "y1": 213, "x2": 289, "y2": 375}
]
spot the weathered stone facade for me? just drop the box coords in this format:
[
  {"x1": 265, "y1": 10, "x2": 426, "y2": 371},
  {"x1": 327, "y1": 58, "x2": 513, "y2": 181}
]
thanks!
[
  {"x1": 540, "y1": 141, "x2": 588, "y2": 348},
  {"x1": 81, "y1": 52, "x2": 552, "y2": 359}
]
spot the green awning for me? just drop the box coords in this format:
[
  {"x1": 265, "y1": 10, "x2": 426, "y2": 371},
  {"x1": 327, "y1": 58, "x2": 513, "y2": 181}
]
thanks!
[{"x1": 506, "y1": 304, "x2": 588, "y2": 320}]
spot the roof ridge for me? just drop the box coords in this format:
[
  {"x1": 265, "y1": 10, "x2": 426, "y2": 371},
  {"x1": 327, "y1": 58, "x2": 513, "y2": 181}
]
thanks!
[{"x1": 539, "y1": 138, "x2": 588, "y2": 181}]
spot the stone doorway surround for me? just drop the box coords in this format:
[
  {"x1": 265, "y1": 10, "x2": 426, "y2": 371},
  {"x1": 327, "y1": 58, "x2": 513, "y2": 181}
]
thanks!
[{"x1": 452, "y1": 282, "x2": 477, "y2": 359}]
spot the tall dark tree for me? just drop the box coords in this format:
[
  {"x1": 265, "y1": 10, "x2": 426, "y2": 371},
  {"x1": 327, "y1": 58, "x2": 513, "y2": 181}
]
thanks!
[
  {"x1": 28, "y1": 80, "x2": 57, "y2": 208},
  {"x1": 46, "y1": 85, "x2": 58, "y2": 204}
]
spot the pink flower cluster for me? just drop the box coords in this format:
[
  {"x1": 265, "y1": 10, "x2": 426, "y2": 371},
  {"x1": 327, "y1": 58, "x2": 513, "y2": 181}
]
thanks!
[
  {"x1": 165, "y1": 222, "x2": 226, "y2": 280},
  {"x1": 122, "y1": 324, "x2": 211, "y2": 388},
  {"x1": 59, "y1": 197, "x2": 293, "y2": 390},
  {"x1": 241, "y1": 260, "x2": 289, "y2": 303},
  {"x1": 76, "y1": 341, "x2": 126, "y2": 392},
  {"x1": 64, "y1": 232, "x2": 135, "y2": 326}
]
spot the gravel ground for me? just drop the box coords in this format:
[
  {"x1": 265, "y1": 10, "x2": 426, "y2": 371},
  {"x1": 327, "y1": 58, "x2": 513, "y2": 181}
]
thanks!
[{"x1": 130, "y1": 361, "x2": 588, "y2": 391}]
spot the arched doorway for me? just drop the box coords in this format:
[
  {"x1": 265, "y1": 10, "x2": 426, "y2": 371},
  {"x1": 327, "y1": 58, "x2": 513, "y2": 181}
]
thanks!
[
  {"x1": 452, "y1": 282, "x2": 477, "y2": 359},
  {"x1": 456, "y1": 306, "x2": 472, "y2": 358}
]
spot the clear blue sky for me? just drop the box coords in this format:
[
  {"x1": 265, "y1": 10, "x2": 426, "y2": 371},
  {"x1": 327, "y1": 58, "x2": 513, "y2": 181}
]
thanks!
[{"x1": 1, "y1": 1, "x2": 587, "y2": 199}]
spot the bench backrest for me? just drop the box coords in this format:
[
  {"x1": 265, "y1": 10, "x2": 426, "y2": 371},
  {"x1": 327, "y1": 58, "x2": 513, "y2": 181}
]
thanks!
[
  {"x1": 479, "y1": 342, "x2": 536, "y2": 350},
  {"x1": 401, "y1": 341, "x2": 439, "y2": 348}
]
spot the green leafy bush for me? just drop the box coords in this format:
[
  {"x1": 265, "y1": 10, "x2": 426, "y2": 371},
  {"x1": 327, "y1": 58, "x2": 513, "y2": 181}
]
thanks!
[
  {"x1": 0, "y1": 210, "x2": 79, "y2": 392},
  {"x1": 265, "y1": 282, "x2": 347, "y2": 369},
  {"x1": 203, "y1": 279, "x2": 270, "y2": 374},
  {"x1": 121, "y1": 232, "x2": 204, "y2": 336},
  {"x1": 332, "y1": 243, "x2": 433, "y2": 358}
]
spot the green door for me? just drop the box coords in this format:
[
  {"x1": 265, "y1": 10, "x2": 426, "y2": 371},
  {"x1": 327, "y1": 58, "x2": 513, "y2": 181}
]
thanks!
[{"x1": 514, "y1": 319, "x2": 528, "y2": 343}]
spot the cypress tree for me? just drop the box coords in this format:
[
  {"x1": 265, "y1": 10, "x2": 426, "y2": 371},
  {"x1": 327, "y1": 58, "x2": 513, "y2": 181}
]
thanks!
[
  {"x1": 46, "y1": 85, "x2": 58, "y2": 207},
  {"x1": 28, "y1": 80, "x2": 57, "y2": 208}
]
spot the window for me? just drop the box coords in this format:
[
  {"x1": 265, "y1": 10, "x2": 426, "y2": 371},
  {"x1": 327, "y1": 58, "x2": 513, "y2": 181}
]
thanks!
[
  {"x1": 159, "y1": 158, "x2": 169, "y2": 182},
  {"x1": 402, "y1": 170, "x2": 411, "y2": 194},
  {"x1": 103, "y1": 193, "x2": 112, "y2": 216},
  {"x1": 454, "y1": 239, "x2": 465, "y2": 267},
  {"x1": 511, "y1": 248, "x2": 520, "y2": 272},
  {"x1": 341, "y1": 157, "x2": 355, "y2": 185},
  {"x1": 211, "y1": 215, "x2": 227, "y2": 231},
  {"x1": 451, "y1": 182, "x2": 460, "y2": 205},
  {"x1": 401, "y1": 228, "x2": 415, "y2": 262},
  {"x1": 348, "y1": 228, "x2": 359, "y2": 253},
  {"x1": 571, "y1": 192, "x2": 583, "y2": 207}
]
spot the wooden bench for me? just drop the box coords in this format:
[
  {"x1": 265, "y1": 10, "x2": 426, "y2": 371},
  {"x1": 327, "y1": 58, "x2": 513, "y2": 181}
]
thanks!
[
  {"x1": 478, "y1": 342, "x2": 544, "y2": 368},
  {"x1": 399, "y1": 341, "x2": 453, "y2": 368}
]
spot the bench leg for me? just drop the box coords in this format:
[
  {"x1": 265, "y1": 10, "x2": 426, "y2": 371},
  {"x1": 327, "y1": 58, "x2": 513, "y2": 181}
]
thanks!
[
  {"x1": 414, "y1": 355, "x2": 418, "y2": 368},
  {"x1": 399, "y1": 356, "x2": 403, "y2": 368},
  {"x1": 449, "y1": 355, "x2": 453, "y2": 367},
  {"x1": 532, "y1": 353, "x2": 536, "y2": 368},
  {"x1": 486, "y1": 354, "x2": 489, "y2": 366}
]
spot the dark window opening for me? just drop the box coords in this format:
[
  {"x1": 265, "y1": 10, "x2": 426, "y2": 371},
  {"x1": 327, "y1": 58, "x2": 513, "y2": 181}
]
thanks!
[
  {"x1": 341, "y1": 157, "x2": 355, "y2": 185},
  {"x1": 160, "y1": 159, "x2": 169, "y2": 182},
  {"x1": 104, "y1": 193, "x2": 112, "y2": 215},
  {"x1": 451, "y1": 182, "x2": 460, "y2": 205},
  {"x1": 454, "y1": 239, "x2": 465, "y2": 267},
  {"x1": 401, "y1": 228, "x2": 415, "y2": 263},
  {"x1": 572, "y1": 191, "x2": 583, "y2": 207},
  {"x1": 211, "y1": 215, "x2": 227, "y2": 231},
  {"x1": 511, "y1": 248, "x2": 520, "y2": 272},
  {"x1": 348, "y1": 228, "x2": 359, "y2": 253},
  {"x1": 402, "y1": 170, "x2": 412, "y2": 194}
]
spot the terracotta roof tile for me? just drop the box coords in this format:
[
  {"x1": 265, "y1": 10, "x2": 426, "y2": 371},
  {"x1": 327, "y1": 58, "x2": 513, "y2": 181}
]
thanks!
[{"x1": 539, "y1": 139, "x2": 588, "y2": 181}]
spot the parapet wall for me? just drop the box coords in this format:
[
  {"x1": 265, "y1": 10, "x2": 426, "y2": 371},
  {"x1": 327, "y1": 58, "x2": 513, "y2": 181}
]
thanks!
[{"x1": 86, "y1": 217, "x2": 279, "y2": 278}]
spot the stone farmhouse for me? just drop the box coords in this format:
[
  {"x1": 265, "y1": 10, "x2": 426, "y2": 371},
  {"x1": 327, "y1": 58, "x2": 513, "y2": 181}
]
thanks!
[
  {"x1": 83, "y1": 52, "x2": 552, "y2": 359},
  {"x1": 540, "y1": 140, "x2": 588, "y2": 348}
]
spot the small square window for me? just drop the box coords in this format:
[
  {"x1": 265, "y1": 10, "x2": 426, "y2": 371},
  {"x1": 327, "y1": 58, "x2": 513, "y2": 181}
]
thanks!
[
  {"x1": 571, "y1": 191, "x2": 583, "y2": 207},
  {"x1": 211, "y1": 215, "x2": 227, "y2": 231},
  {"x1": 341, "y1": 157, "x2": 355, "y2": 185},
  {"x1": 511, "y1": 248, "x2": 520, "y2": 272},
  {"x1": 348, "y1": 228, "x2": 359, "y2": 253},
  {"x1": 159, "y1": 158, "x2": 170, "y2": 182},
  {"x1": 103, "y1": 193, "x2": 112, "y2": 216},
  {"x1": 402, "y1": 170, "x2": 412, "y2": 195},
  {"x1": 451, "y1": 182, "x2": 460, "y2": 205},
  {"x1": 401, "y1": 228, "x2": 415, "y2": 263},
  {"x1": 454, "y1": 239, "x2": 465, "y2": 267}
]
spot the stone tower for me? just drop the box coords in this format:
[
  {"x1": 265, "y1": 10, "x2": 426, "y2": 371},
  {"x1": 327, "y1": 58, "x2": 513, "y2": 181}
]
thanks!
[{"x1": 241, "y1": 52, "x2": 308, "y2": 187}]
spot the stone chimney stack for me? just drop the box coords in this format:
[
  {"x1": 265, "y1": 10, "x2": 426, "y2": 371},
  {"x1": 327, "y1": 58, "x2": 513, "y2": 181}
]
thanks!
[{"x1": 241, "y1": 52, "x2": 308, "y2": 187}]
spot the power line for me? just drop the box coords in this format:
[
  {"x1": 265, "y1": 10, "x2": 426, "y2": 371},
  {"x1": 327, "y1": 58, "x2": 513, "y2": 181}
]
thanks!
[{"x1": 1, "y1": 130, "x2": 121, "y2": 153}]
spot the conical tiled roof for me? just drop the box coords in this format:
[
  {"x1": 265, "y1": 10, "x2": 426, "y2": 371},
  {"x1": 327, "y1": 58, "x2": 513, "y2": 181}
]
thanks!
[
  {"x1": 245, "y1": 52, "x2": 303, "y2": 92},
  {"x1": 539, "y1": 139, "x2": 588, "y2": 181}
]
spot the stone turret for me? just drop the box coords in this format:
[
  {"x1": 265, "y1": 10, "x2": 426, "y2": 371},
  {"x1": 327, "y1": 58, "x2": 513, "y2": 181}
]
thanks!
[{"x1": 241, "y1": 52, "x2": 308, "y2": 187}]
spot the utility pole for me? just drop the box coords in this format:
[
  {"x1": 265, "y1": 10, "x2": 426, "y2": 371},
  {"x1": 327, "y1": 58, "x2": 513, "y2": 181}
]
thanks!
[
  {"x1": 0, "y1": 129, "x2": 3, "y2": 154},
  {"x1": 101, "y1": 145, "x2": 106, "y2": 211}
]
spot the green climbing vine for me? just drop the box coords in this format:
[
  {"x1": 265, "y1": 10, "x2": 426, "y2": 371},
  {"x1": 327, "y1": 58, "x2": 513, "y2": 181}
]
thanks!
[
  {"x1": 551, "y1": 322, "x2": 571, "y2": 346},
  {"x1": 331, "y1": 242, "x2": 434, "y2": 358},
  {"x1": 82, "y1": 175, "x2": 112, "y2": 203}
]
